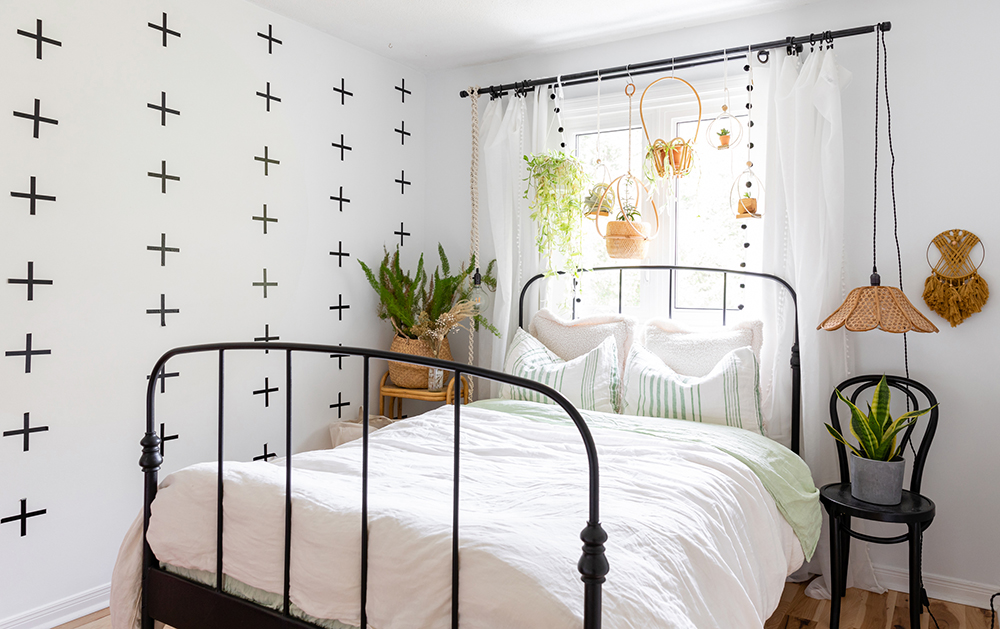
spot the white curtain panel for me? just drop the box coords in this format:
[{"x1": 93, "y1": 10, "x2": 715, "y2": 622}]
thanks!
[{"x1": 762, "y1": 49, "x2": 881, "y2": 598}]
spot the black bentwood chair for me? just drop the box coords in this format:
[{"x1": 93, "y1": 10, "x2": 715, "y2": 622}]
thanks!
[{"x1": 819, "y1": 375, "x2": 939, "y2": 629}]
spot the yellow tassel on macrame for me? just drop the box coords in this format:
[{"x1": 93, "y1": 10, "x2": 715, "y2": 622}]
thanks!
[{"x1": 923, "y1": 229, "x2": 989, "y2": 327}]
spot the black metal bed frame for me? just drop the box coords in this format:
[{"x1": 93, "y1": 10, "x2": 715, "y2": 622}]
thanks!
[
  {"x1": 139, "y1": 264, "x2": 799, "y2": 629},
  {"x1": 518, "y1": 265, "x2": 801, "y2": 455},
  {"x1": 140, "y1": 344, "x2": 608, "y2": 629}
]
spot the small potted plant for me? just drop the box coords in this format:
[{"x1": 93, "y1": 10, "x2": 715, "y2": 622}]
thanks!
[
  {"x1": 825, "y1": 376, "x2": 934, "y2": 505},
  {"x1": 738, "y1": 191, "x2": 757, "y2": 217},
  {"x1": 717, "y1": 128, "x2": 731, "y2": 148},
  {"x1": 524, "y1": 152, "x2": 588, "y2": 273},
  {"x1": 583, "y1": 182, "x2": 615, "y2": 218}
]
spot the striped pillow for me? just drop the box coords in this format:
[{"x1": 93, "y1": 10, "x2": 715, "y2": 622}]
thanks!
[
  {"x1": 622, "y1": 343, "x2": 764, "y2": 434},
  {"x1": 499, "y1": 328, "x2": 619, "y2": 413}
]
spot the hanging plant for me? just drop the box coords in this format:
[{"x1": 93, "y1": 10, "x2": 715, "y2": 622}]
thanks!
[
  {"x1": 640, "y1": 76, "x2": 702, "y2": 180},
  {"x1": 584, "y1": 182, "x2": 615, "y2": 218},
  {"x1": 524, "y1": 152, "x2": 588, "y2": 273}
]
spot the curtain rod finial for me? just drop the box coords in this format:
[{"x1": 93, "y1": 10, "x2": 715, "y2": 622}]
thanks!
[{"x1": 879, "y1": 21, "x2": 892, "y2": 32}]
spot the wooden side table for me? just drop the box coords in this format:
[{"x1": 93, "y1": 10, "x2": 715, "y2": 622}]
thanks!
[{"x1": 379, "y1": 371, "x2": 470, "y2": 419}]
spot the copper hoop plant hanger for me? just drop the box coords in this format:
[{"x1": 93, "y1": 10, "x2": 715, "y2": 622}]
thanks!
[{"x1": 640, "y1": 73, "x2": 702, "y2": 179}]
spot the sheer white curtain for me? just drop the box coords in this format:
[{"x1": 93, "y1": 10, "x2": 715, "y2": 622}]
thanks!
[
  {"x1": 480, "y1": 87, "x2": 561, "y2": 396},
  {"x1": 762, "y1": 48, "x2": 881, "y2": 598}
]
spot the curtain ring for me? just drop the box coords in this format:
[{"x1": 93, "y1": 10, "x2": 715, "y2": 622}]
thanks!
[{"x1": 756, "y1": 49, "x2": 770, "y2": 64}]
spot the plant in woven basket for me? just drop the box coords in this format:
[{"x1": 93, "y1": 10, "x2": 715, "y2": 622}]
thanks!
[
  {"x1": 524, "y1": 152, "x2": 588, "y2": 274},
  {"x1": 825, "y1": 376, "x2": 934, "y2": 461}
]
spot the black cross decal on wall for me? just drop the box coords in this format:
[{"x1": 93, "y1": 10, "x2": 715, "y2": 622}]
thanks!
[
  {"x1": 10, "y1": 177, "x2": 56, "y2": 215},
  {"x1": 333, "y1": 79, "x2": 353, "y2": 105},
  {"x1": 329, "y1": 294, "x2": 350, "y2": 320},
  {"x1": 148, "y1": 12, "x2": 181, "y2": 47},
  {"x1": 252, "y1": 205, "x2": 278, "y2": 234},
  {"x1": 146, "y1": 294, "x2": 180, "y2": 327},
  {"x1": 147, "y1": 366, "x2": 180, "y2": 393},
  {"x1": 253, "y1": 269, "x2": 277, "y2": 298},
  {"x1": 253, "y1": 443, "x2": 277, "y2": 462},
  {"x1": 257, "y1": 25, "x2": 282, "y2": 54},
  {"x1": 329, "y1": 392, "x2": 350, "y2": 419},
  {"x1": 8, "y1": 262, "x2": 53, "y2": 301},
  {"x1": 148, "y1": 160, "x2": 180, "y2": 193},
  {"x1": 17, "y1": 19, "x2": 62, "y2": 60},
  {"x1": 147, "y1": 91, "x2": 180, "y2": 126},
  {"x1": 256, "y1": 82, "x2": 281, "y2": 112},
  {"x1": 329, "y1": 241, "x2": 350, "y2": 267},
  {"x1": 10, "y1": 177, "x2": 56, "y2": 216},
  {"x1": 5, "y1": 334, "x2": 51, "y2": 374},
  {"x1": 159, "y1": 422, "x2": 179, "y2": 455},
  {"x1": 254, "y1": 146, "x2": 279, "y2": 175},
  {"x1": 147, "y1": 233, "x2": 180, "y2": 266},
  {"x1": 394, "y1": 121, "x2": 411, "y2": 145},
  {"x1": 3, "y1": 413, "x2": 48, "y2": 452},
  {"x1": 395, "y1": 171, "x2": 411, "y2": 194},
  {"x1": 1, "y1": 499, "x2": 46, "y2": 537},
  {"x1": 331, "y1": 135, "x2": 352, "y2": 161},
  {"x1": 395, "y1": 78, "x2": 411, "y2": 103},
  {"x1": 13, "y1": 99, "x2": 58, "y2": 139},
  {"x1": 254, "y1": 324, "x2": 279, "y2": 354},
  {"x1": 394, "y1": 222, "x2": 411, "y2": 246},
  {"x1": 253, "y1": 378, "x2": 279, "y2": 407},
  {"x1": 330, "y1": 344, "x2": 348, "y2": 370},
  {"x1": 330, "y1": 186, "x2": 350, "y2": 212}
]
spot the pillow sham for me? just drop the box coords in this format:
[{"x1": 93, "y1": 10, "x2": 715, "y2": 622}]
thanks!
[
  {"x1": 640, "y1": 319, "x2": 763, "y2": 377},
  {"x1": 529, "y1": 308, "x2": 635, "y2": 371},
  {"x1": 621, "y1": 343, "x2": 764, "y2": 434},
  {"x1": 500, "y1": 327, "x2": 619, "y2": 413}
]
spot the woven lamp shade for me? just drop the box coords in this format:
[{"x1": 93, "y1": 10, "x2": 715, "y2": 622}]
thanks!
[{"x1": 818, "y1": 282, "x2": 939, "y2": 333}]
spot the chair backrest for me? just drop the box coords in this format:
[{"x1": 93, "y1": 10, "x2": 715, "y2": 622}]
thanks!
[{"x1": 829, "y1": 375, "x2": 939, "y2": 494}]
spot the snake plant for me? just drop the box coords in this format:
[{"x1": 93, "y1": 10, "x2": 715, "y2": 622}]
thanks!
[{"x1": 825, "y1": 376, "x2": 934, "y2": 461}]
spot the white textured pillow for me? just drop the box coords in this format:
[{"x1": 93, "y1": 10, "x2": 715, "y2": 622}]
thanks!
[
  {"x1": 622, "y1": 344, "x2": 764, "y2": 434},
  {"x1": 500, "y1": 328, "x2": 619, "y2": 413},
  {"x1": 529, "y1": 308, "x2": 635, "y2": 370},
  {"x1": 641, "y1": 319, "x2": 763, "y2": 377}
]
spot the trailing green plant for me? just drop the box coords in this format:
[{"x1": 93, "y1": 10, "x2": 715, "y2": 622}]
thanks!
[
  {"x1": 359, "y1": 245, "x2": 498, "y2": 340},
  {"x1": 825, "y1": 376, "x2": 935, "y2": 461},
  {"x1": 718, "y1": 128, "x2": 730, "y2": 136},
  {"x1": 524, "y1": 152, "x2": 588, "y2": 273}
]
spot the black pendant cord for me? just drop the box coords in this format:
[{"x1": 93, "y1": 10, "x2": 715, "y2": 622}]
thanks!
[{"x1": 871, "y1": 29, "x2": 880, "y2": 281}]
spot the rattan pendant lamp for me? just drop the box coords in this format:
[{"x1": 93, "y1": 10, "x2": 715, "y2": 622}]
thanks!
[{"x1": 818, "y1": 26, "x2": 938, "y2": 334}]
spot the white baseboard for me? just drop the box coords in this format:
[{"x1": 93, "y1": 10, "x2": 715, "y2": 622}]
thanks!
[
  {"x1": 874, "y1": 565, "x2": 999, "y2": 610},
  {"x1": 0, "y1": 583, "x2": 110, "y2": 629}
]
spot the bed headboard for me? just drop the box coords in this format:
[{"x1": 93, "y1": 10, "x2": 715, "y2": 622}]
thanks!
[{"x1": 517, "y1": 265, "x2": 801, "y2": 455}]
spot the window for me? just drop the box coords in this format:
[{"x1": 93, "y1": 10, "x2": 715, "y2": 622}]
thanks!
[{"x1": 558, "y1": 76, "x2": 766, "y2": 324}]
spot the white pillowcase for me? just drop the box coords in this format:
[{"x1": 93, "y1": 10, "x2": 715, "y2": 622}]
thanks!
[
  {"x1": 500, "y1": 328, "x2": 619, "y2": 413},
  {"x1": 640, "y1": 319, "x2": 763, "y2": 377},
  {"x1": 621, "y1": 343, "x2": 764, "y2": 434},
  {"x1": 529, "y1": 308, "x2": 635, "y2": 371}
]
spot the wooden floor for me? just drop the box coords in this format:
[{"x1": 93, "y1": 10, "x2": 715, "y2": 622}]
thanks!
[{"x1": 59, "y1": 583, "x2": 994, "y2": 629}]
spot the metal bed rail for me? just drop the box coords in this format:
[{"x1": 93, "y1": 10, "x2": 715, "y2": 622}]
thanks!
[
  {"x1": 139, "y1": 343, "x2": 609, "y2": 629},
  {"x1": 518, "y1": 265, "x2": 801, "y2": 455}
]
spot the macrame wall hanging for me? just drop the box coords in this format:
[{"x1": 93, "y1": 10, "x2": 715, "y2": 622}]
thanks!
[{"x1": 923, "y1": 229, "x2": 989, "y2": 327}]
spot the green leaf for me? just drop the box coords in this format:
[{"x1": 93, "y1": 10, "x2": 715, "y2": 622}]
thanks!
[
  {"x1": 847, "y1": 403, "x2": 878, "y2": 458},
  {"x1": 871, "y1": 375, "x2": 891, "y2": 432},
  {"x1": 825, "y1": 424, "x2": 863, "y2": 458}
]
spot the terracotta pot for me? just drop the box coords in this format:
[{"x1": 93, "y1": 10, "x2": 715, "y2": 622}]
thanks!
[
  {"x1": 388, "y1": 335, "x2": 453, "y2": 389},
  {"x1": 738, "y1": 197, "x2": 758, "y2": 216},
  {"x1": 719, "y1": 134, "x2": 730, "y2": 147},
  {"x1": 605, "y1": 220, "x2": 651, "y2": 259},
  {"x1": 669, "y1": 143, "x2": 693, "y2": 175}
]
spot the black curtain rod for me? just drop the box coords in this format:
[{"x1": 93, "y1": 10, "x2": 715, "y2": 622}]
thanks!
[{"x1": 459, "y1": 21, "x2": 890, "y2": 98}]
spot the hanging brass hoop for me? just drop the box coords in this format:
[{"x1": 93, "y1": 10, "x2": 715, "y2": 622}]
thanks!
[
  {"x1": 730, "y1": 163, "x2": 764, "y2": 219},
  {"x1": 640, "y1": 76, "x2": 702, "y2": 178},
  {"x1": 706, "y1": 104, "x2": 744, "y2": 150}
]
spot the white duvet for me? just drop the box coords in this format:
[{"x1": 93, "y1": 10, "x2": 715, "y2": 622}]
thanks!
[{"x1": 112, "y1": 402, "x2": 806, "y2": 629}]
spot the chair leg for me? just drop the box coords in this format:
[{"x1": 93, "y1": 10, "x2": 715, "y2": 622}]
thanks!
[
  {"x1": 829, "y1": 512, "x2": 842, "y2": 629},
  {"x1": 840, "y1": 515, "x2": 851, "y2": 597},
  {"x1": 909, "y1": 523, "x2": 922, "y2": 629}
]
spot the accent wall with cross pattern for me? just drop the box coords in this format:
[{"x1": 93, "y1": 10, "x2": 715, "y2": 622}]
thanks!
[{"x1": 0, "y1": 0, "x2": 427, "y2": 622}]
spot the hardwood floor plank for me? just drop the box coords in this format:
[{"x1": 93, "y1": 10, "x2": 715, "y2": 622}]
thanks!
[{"x1": 53, "y1": 608, "x2": 109, "y2": 629}]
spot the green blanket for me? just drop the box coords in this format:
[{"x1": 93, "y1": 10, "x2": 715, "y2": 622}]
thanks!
[{"x1": 471, "y1": 399, "x2": 821, "y2": 560}]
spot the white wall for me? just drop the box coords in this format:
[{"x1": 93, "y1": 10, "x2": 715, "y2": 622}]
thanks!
[
  {"x1": 425, "y1": 0, "x2": 1000, "y2": 606},
  {"x1": 0, "y1": 0, "x2": 426, "y2": 623}
]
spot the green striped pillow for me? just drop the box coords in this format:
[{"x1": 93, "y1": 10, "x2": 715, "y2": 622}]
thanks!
[
  {"x1": 622, "y1": 344, "x2": 764, "y2": 434},
  {"x1": 499, "y1": 328, "x2": 619, "y2": 413}
]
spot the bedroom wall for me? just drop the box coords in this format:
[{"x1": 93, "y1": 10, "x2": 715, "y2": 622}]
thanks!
[
  {"x1": 425, "y1": 0, "x2": 1000, "y2": 607},
  {"x1": 0, "y1": 0, "x2": 426, "y2": 625}
]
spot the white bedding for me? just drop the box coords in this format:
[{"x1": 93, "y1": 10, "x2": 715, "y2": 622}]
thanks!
[{"x1": 112, "y1": 402, "x2": 807, "y2": 629}]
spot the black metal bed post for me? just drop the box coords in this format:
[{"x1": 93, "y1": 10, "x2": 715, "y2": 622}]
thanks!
[
  {"x1": 451, "y1": 368, "x2": 462, "y2": 629},
  {"x1": 282, "y1": 350, "x2": 293, "y2": 615},
  {"x1": 360, "y1": 357, "x2": 370, "y2": 629},
  {"x1": 216, "y1": 350, "x2": 225, "y2": 591},
  {"x1": 140, "y1": 364, "x2": 164, "y2": 629}
]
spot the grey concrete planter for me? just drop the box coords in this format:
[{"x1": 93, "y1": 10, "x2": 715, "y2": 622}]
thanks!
[{"x1": 849, "y1": 453, "x2": 905, "y2": 505}]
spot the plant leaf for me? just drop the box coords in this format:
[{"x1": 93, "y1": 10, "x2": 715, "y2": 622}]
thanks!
[
  {"x1": 825, "y1": 424, "x2": 864, "y2": 457},
  {"x1": 845, "y1": 401, "x2": 879, "y2": 458},
  {"x1": 871, "y1": 375, "x2": 892, "y2": 432}
]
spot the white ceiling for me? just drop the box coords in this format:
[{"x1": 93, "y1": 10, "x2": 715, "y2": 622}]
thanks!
[{"x1": 243, "y1": 0, "x2": 822, "y2": 70}]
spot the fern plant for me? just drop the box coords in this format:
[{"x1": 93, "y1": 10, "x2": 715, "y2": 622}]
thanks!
[{"x1": 825, "y1": 376, "x2": 935, "y2": 461}]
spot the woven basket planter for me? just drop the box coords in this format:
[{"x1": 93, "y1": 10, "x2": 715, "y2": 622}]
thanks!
[
  {"x1": 388, "y1": 335, "x2": 452, "y2": 389},
  {"x1": 605, "y1": 220, "x2": 651, "y2": 260}
]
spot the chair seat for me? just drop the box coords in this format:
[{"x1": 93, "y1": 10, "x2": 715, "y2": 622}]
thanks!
[{"x1": 820, "y1": 483, "x2": 935, "y2": 524}]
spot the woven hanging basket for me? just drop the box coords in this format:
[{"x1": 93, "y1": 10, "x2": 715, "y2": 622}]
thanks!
[
  {"x1": 388, "y1": 335, "x2": 453, "y2": 389},
  {"x1": 605, "y1": 220, "x2": 652, "y2": 259}
]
